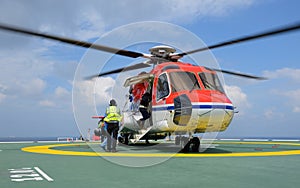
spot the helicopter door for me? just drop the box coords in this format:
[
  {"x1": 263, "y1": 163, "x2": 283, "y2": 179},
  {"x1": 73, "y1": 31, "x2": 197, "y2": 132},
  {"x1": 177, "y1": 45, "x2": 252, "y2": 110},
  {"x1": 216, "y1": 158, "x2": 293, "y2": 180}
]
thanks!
[
  {"x1": 123, "y1": 73, "x2": 154, "y2": 126},
  {"x1": 173, "y1": 94, "x2": 192, "y2": 126},
  {"x1": 123, "y1": 73, "x2": 154, "y2": 87}
]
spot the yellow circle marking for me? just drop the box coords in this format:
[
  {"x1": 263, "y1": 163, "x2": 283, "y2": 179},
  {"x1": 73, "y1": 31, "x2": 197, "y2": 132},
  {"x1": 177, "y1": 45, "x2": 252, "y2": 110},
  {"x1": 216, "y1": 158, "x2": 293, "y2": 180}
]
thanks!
[{"x1": 21, "y1": 142, "x2": 300, "y2": 157}]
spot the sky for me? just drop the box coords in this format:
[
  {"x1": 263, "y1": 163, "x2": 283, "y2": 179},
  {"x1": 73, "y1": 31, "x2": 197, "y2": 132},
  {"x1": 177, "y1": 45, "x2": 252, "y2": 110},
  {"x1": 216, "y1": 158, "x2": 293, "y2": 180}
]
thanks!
[{"x1": 0, "y1": 0, "x2": 300, "y2": 138}]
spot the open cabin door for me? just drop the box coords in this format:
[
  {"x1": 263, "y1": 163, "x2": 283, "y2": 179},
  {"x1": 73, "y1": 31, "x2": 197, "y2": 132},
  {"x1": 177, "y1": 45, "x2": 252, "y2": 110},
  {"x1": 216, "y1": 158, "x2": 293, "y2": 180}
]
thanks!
[
  {"x1": 122, "y1": 73, "x2": 154, "y2": 131},
  {"x1": 123, "y1": 72, "x2": 154, "y2": 113},
  {"x1": 123, "y1": 73, "x2": 154, "y2": 88}
]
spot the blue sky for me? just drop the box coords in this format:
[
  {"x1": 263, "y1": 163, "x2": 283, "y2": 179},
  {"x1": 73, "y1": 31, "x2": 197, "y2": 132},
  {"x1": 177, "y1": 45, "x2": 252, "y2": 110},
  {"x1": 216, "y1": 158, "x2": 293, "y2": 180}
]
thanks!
[{"x1": 0, "y1": 0, "x2": 299, "y2": 138}]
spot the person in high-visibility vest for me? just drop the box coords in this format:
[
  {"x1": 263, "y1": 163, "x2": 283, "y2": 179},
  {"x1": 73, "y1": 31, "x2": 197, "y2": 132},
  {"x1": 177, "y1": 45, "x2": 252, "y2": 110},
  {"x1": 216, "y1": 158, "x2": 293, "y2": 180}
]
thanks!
[{"x1": 104, "y1": 99, "x2": 122, "y2": 152}]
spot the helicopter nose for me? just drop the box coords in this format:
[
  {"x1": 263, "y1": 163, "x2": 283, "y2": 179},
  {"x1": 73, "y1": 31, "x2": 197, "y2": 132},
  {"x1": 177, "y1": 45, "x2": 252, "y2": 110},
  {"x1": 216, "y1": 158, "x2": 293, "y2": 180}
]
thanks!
[{"x1": 173, "y1": 94, "x2": 192, "y2": 126}]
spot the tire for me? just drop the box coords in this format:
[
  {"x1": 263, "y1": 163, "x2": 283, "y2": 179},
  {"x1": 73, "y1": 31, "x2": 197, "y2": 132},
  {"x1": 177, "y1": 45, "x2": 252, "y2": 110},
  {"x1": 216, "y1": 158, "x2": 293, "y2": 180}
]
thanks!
[
  {"x1": 190, "y1": 137, "x2": 200, "y2": 152},
  {"x1": 181, "y1": 137, "x2": 190, "y2": 153}
]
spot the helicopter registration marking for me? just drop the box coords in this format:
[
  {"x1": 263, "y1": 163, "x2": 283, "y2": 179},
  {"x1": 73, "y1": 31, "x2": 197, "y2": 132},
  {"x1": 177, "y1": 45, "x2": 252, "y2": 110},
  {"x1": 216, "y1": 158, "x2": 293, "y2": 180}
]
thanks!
[{"x1": 22, "y1": 142, "x2": 300, "y2": 158}]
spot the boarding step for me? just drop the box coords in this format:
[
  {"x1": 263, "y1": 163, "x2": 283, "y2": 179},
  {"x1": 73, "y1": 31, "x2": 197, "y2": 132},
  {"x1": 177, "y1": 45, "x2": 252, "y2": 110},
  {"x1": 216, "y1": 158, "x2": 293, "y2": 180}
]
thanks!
[{"x1": 130, "y1": 127, "x2": 152, "y2": 144}]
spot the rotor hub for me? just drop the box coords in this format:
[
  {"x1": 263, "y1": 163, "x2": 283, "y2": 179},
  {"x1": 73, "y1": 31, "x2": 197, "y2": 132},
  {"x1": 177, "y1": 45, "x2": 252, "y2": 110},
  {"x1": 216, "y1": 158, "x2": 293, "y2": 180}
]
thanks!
[{"x1": 149, "y1": 45, "x2": 176, "y2": 57}]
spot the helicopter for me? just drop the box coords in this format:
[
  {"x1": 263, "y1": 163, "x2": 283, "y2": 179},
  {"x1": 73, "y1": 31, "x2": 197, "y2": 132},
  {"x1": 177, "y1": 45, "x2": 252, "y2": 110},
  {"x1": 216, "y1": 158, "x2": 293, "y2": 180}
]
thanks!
[
  {"x1": 1, "y1": 22, "x2": 300, "y2": 152},
  {"x1": 118, "y1": 45, "x2": 237, "y2": 149}
]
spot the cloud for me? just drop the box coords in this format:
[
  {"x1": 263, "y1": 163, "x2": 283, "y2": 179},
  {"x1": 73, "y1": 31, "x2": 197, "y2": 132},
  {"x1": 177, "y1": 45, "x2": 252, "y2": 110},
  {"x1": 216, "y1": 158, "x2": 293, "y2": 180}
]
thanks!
[
  {"x1": 167, "y1": 0, "x2": 254, "y2": 21},
  {"x1": 0, "y1": 49, "x2": 54, "y2": 78},
  {"x1": 73, "y1": 77, "x2": 116, "y2": 106},
  {"x1": 94, "y1": 77, "x2": 116, "y2": 104},
  {"x1": 0, "y1": 93, "x2": 6, "y2": 103},
  {"x1": 264, "y1": 109, "x2": 273, "y2": 119},
  {"x1": 0, "y1": 0, "x2": 255, "y2": 41},
  {"x1": 0, "y1": 84, "x2": 7, "y2": 103},
  {"x1": 0, "y1": 77, "x2": 47, "y2": 100},
  {"x1": 55, "y1": 86, "x2": 70, "y2": 99},
  {"x1": 263, "y1": 108, "x2": 285, "y2": 119},
  {"x1": 16, "y1": 78, "x2": 47, "y2": 96},
  {"x1": 36, "y1": 86, "x2": 72, "y2": 109},
  {"x1": 283, "y1": 89, "x2": 300, "y2": 113},
  {"x1": 39, "y1": 100, "x2": 56, "y2": 107},
  {"x1": 293, "y1": 106, "x2": 300, "y2": 113},
  {"x1": 0, "y1": 48, "x2": 53, "y2": 100},
  {"x1": 262, "y1": 68, "x2": 300, "y2": 113},
  {"x1": 263, "y1": 68, "x2": 300, "y2": 82},
  {"x1": 283, "y1": 89, "x2": 300, "y2": 100},
  {"x1": 224, "y1": 85, "x2": 250, "y2": 108},
  {"x1": 270, "y1": 89, "x2": 300, "y2": 113},
  {"x1": 0, "y1": 0, "x2": 257, "y2": 101}
]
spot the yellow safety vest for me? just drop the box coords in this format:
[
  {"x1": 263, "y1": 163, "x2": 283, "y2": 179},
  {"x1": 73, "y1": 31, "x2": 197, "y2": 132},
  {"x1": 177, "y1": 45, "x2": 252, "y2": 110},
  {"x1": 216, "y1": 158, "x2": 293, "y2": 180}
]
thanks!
[{"x1": 104, "y1": 106, "x2": 122, "y2": 122}]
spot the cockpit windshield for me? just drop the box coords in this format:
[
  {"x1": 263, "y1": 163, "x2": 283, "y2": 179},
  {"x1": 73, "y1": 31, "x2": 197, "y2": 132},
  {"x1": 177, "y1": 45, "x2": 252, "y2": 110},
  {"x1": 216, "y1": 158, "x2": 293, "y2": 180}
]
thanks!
[
  {"x1": 199, "y1": 72, "x2": 224, "y2": 93},
  {"x1": 169, "y1": 71, "x2": 201, "y2": 92}
]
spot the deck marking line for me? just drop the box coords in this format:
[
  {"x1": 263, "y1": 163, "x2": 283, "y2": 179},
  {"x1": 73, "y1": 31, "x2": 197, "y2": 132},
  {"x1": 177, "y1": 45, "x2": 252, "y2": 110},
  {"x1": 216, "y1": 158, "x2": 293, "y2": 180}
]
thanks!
[
  {"x1": 10, "y1": 173, "x2": 40, "y2": 178},
  {"x1": 10, "y1": 170, "x2": 34, "y2": 173},
  {"x1": 22, "y1": 142, "x2": 300, "y2": 158},
  {"x1": 34, "y1": 167, "x2": 54, "y2": 182},
  {"x1": 11, "y1": 177, "x2": 43, "y2": 182}
]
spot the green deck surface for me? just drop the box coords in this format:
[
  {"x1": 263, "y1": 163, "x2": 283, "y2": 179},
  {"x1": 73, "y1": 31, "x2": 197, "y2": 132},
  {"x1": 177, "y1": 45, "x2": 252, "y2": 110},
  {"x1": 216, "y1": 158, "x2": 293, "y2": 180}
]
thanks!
[{"x1": 1, "y1": 141, "x2": 300, "y2": 188}]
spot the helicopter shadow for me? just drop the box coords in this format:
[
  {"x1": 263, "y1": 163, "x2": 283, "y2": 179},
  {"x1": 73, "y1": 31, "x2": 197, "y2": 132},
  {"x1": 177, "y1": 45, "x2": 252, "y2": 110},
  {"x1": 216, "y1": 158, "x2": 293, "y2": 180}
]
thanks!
[{"x1": 119, "y1": 142, "x2": 232, "y2": 154}]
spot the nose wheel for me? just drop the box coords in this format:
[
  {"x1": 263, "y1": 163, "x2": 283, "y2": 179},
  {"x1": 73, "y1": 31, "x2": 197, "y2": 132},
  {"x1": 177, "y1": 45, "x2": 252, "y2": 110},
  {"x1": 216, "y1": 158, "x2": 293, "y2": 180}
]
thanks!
[{"x1": 118, "y1": 133, "x2": 130, "y2": 145}]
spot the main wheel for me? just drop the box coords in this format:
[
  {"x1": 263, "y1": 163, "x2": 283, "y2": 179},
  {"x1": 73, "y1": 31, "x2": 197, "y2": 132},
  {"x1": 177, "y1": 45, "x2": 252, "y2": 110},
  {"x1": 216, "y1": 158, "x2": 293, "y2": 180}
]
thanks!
[
  {"x1": 190, "y1": 137, "x2": 200, "y2": 152},
  {"x1": 119, "y1": 133, "x2": 129, "y2": 145},
  {"x1": 180, "y1": 136, "x2": 190, "y2": 153}
]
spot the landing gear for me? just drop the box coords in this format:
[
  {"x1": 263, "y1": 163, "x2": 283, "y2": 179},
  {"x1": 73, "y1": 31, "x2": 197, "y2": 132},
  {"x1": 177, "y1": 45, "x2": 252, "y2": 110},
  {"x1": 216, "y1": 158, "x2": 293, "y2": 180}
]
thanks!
[
  {"x1": 118, "y1": 133, "x2": 130, "y2": 145},
  {"x1": 190, "y1": 137, "x2": 200, "y2": 153},
  {"x1": 175, "y1": 136, "x2": 200, "y2": 153},
  {"x1": 145, "y1": 138, "x2": 150, "y2": 145},
  {"x1": 181, "y1": 137, "x2": 190, "y2": 153},
  {"x1": 124, "y1": 134, "x2": 129, "y2": 145}
]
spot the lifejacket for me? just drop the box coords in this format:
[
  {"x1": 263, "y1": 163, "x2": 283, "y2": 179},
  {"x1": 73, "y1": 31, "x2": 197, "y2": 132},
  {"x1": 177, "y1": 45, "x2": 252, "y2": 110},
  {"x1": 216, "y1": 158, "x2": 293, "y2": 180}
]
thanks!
[
  {"x1": 104, "y1": 106, "x2": 122, "y2": 123},
  {"x1": 131, "y1": 82, "x2": 148, "y2": 102}
]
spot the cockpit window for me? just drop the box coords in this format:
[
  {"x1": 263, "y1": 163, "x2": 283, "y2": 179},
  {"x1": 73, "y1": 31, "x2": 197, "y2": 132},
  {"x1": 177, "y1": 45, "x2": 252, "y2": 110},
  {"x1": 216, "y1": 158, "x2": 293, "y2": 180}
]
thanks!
[
  {"x1": 199, "y1": 72, "x2": 224, "y2": 93},
  {"x1": 157, "y1": 73, "x2": 170, "y2": 100},
  {"x1": 169, "y1": 71, "x2": 201, "y2": 92}
]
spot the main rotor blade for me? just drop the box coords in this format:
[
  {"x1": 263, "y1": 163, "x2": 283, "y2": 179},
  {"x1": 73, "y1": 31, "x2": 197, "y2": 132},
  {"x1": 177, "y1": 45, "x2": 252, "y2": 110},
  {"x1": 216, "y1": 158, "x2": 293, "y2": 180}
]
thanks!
[
  {"x1": 174, "y1": 22, "x2": 300, "y2": 58},
  {"x1": 85, "y1": 61, "x2": 152, "y2": 79},
  {"x1": 208, "y1": 67, "x2": 267, "y2": 80},
  {"x1": 0, "y1": 23, "x2": 145, "y2": 58}
]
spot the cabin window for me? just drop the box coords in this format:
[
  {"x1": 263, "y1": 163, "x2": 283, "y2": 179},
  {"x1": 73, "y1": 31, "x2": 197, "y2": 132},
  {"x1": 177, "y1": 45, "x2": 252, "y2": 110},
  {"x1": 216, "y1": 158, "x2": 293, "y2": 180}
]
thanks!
[
  {"x1": 169, "y1": 71, "x2": 200, "y2": 92},
  {"x1": 199, "y1": 72, "x2": 224, "y2": 93},
  {"x1": 157, "y1": 73, "x2": 170, "y2": 100}
]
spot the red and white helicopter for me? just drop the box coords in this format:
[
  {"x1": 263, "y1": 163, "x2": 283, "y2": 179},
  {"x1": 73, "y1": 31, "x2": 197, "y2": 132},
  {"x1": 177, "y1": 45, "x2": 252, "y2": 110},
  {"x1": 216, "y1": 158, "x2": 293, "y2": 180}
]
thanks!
[
  {"x1": 118, "y1": 46, "x2": 237, "y2": 149},
  {"x1": 1, "y1": 22, "x2": 299, "y2": 152}
]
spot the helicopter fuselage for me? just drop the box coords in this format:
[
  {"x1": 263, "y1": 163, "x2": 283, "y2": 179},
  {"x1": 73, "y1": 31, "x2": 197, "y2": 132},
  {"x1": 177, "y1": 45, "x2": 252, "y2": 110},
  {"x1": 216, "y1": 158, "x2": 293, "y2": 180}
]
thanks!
[{"x1": 122, "y1": 62, "x2": 234, "y2": 135}]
